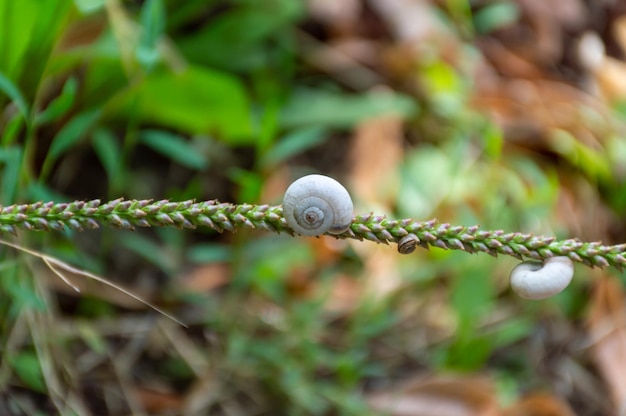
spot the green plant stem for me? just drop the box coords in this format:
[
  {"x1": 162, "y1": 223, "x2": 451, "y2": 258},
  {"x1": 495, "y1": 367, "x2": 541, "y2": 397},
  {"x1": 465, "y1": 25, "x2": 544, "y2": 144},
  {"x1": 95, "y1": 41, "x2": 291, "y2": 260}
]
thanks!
[{"x1": 0, "y1": 198, "x2": 624, "y2": 271}]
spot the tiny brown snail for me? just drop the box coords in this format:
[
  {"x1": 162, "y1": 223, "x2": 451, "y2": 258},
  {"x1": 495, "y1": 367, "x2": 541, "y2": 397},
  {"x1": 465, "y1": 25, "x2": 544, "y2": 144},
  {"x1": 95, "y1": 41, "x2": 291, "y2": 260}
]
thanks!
[
  {"x1": 282, "y1": 174, "x2": 354, "y2": 236},
  {"x1": 397, "y1": 234, "x2": 419, "y2": 254},
  {"x1": 509, "y1": 256, "x2": 574, "y2": 300}
]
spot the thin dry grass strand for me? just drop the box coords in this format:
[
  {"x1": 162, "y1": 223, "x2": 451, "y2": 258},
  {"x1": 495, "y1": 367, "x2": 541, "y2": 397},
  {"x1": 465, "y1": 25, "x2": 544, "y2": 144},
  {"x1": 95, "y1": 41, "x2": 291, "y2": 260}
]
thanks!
[
  {"x1": 42, "y1": 257, "x2": 80, "y2": 293},
  {"x1": 26, "y1": 310, "x2": 90, "y2": 415},
  {"x1": 0, "y1": 239, "x2": 187, "y2": 327}
]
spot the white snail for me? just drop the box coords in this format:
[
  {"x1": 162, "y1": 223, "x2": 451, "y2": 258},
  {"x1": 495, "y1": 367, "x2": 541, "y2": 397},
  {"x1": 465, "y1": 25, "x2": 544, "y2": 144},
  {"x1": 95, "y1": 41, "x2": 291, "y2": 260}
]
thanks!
[
  {"x1": 509, "y1": 256, "x2": 574, "y2": 300},
  {"x1": 283, "y1": 174, "x2": 354, "y2": 236}
]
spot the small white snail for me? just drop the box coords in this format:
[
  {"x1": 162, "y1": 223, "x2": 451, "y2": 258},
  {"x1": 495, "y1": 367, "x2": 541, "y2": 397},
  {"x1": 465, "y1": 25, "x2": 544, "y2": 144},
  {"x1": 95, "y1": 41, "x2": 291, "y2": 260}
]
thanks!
[
  {"x1": 509, "y1": 256, "x2": 574, "y2": 300},
  {"x1": 283, "y1": 174, "x2": 354, "y2": 236}
]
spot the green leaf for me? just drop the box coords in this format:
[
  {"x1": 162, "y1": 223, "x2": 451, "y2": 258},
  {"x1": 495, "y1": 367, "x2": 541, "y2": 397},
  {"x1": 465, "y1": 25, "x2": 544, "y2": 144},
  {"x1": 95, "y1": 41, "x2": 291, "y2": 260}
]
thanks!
[
  {"x1": 136, "y1": 0, "x2": 166, "y2": 70},
  {"x1": 0, "y1": 71, "x2": 29, "y2": 119},
  {"x1": 5, "y1": 269, "x2": 46, "y2": 316},
  {"x1": 204, "y1": 3, "x2": 300, "y2": 47},
  {"x1": 260, "y1": 126, "x2": 328, "y2": 168},
  {"x1": 91, "y1": 128, "x2": 121, "y2": 181},
  {"x1": 398, "y1": 146, "x2": 453, "y2": 218},
  {"x1": 232, "y1": 237, "x2": 312, "y2": 299},
  {"x1": 0, "y1": 2, "x2": 36, "y2": 80},
  {"x1": 177, "y1": 1, "x2": 303, "y2": 72},
  {"x1": 140, "y1": 129, "x2": 208, "y2": 170},
  {"x1": 492, "y1": 317, "x2": 533, "y2": 348},
  {"x1": 1, "y1": 113, "x2": 24, "y2": 146},
  {"x1": 229, "y1": 168, "x2": 263, "y2": 203},
  {"x1": 168, "y1": 1, "x2": 220, "y2": 31},
  {"x1": 73, "y1": 0, "x2": 105, "y2": 14},
  {"x1": 481, "y1": 119, "x2": 503, "y2": 159},
  {"x1": 443, "y1": 335, "x2": 493, "y2": 371},
  {"x1": 0, "y1": 146, "x2": 23, "y2": 203},
  {"x1": 421, "y1": 61, "x2": 465, "y2": 116},
  {"x1": 549, "y1": 129, "x2": 612, "y2": 182},
  {"x1": 26, "y1": 182, "x2": 67, "y2": 203},
  {"x1": 118, "y1": 234, "x2": 176, "y2": 274},
  {"x1": 76, "y1": 296, "x2": 116, "y2": 318},
  {"x1": 41, "y1": 109, "x2": 101, "y2": 179},
  {"x1": 187, "y1": 244, "x2": 232, "y2": 263},
  {"x1": 77, "y1": 322, "x2": 108, "y2": 354},
  {"x1": 108, "y1": 66, "x2": 252, "y2": 142},
  {"x1": 450, "y1": 261, "x2": 495, "y2": 332},
  {"x1": 0, "y1": 0, "x2": 73, "y2": 102},
  {"x1": 48, "y1": 109, "x2": 101, "y2": 160},
  {"x1": 474, "y1": 2, "x2": 520, "y2": 34},
  {"x1": 280, "y1": 88, "x2": 417, "y2": 129},
  {"x1": 9, "y1": 351, "x2": 46, "y2": 393},
  {"x1": 74, "y1": 52, "x2": 128, "y2": 109},
  {"x1": 35, "y1": 77, "x2": 78, "y2": 125}
]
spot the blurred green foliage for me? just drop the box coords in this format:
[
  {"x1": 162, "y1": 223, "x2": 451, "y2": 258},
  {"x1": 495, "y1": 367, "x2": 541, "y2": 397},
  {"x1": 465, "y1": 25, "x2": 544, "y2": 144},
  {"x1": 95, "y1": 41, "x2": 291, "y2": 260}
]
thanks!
[{"x1": 0, "y1": 0, "x2": 624, "y2": 414}]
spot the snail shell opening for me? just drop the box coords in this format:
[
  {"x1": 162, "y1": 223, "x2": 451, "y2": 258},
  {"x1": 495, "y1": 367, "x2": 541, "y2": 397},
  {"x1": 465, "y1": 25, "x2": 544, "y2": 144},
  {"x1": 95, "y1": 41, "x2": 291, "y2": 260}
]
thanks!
[{"x1": 510, "y1": 256, "x2": 574, "y2": 300}]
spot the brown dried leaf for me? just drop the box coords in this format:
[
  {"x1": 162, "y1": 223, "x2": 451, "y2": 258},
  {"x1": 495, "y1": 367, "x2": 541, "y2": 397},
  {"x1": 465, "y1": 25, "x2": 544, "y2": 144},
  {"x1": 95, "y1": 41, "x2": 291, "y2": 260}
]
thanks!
[
  {"x1": 297, "y1": 30, "x2": 384, "y2": 90},
  {"x1": 478, "y1": 38, "x2": 545, "y2": 79},
  {"x1": 348, "y1": 115, "x2": 404, "y2": 208},
  {"x1": 308, "y1": 0, "x2": 361, "y2": 26},
  {"x1": 554, "y1": 177, "x2": 620, "y2": 243},
  {"x1": 134, "y1": 387, "x2": 183, "y2": 413},
  {"x1": 587, "y1": 274, "x2": 626, "y2": 411},
  {"x1": 370, "y1": 0, "x2": 454, "y2": 44},
  {"x1": 59, "y1": 15, "x2": 107, "y2": 50},
  {"x1": 180, "y1": 263, "x2": 230, "y2": 293},
  {"x1": 474, "y1": 77, "x2": 612, "y2": 148},
  {"x1": 503, "y1": 393, "x2": 575, "y2": 416},
  {"x1": 367, "y1": 375, "x2": 500, "y2": 416},
  {"x1": 182, "y1": 374, "x2": 220, "y2": 414},
  {"x1": 323, "y1": 274, "x2": 363, "y2": 313},
  {"x1": 593, "y1": 56, "x2": 626, "y2": 102},
  {"x1": 284, "y1": 235, "x2": 352, "y2": 300},
  {"x1": 612, "y1": 15, "x2": 626, "y2": 56},
  {"x1": 346, "y1": 115, "x2": 405, "y2": 298},
  {"x1": 260, "y1": 165, "x2": 290, "y2": 204},
  {"x1": 492, "y1": 0, "x2": 585, "y2": 68}
]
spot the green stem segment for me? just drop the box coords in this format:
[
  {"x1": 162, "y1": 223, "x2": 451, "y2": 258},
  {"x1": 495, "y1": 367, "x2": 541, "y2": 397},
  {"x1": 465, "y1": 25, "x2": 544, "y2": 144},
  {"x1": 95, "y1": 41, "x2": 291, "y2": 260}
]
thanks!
[{"x1": 0, "y1": 199, "x2": 624, "y2": 271}]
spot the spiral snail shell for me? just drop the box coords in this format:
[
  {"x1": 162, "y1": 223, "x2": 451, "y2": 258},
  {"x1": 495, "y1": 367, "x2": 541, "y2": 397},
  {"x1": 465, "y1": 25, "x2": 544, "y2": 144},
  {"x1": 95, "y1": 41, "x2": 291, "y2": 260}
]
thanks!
[
  {"x1": 282, "y1": 174, "x2": 354, "y2": 236},
  {"x1": 509, "y1": 256, "x2": 574, "y2": 300},
  {"x1": 397, "y1": 234, "x2": 419, "y2": 254}
]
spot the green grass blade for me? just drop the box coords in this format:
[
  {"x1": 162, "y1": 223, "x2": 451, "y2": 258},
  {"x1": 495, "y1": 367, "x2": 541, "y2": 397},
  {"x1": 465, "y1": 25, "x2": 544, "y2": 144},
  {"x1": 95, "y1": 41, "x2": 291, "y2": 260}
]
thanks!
[
  {"x1": 0, "y1": 71, "x2": 29, "y2": 119},
  {"x1": 35, "y1": 77, "x2": 77, "y2": 126},
  {"x1": 73, "y1": 0, "x2": 105, "y2": 14},
  {"x1": 136, "y1": 0, "x2": 166, "y2": 70},
  {"x1": 92, "y1": 128, "x2": 121, "y2": 181},
  {"x1": 8, "y1": 352, "x2": 46, "y2": 393},
  {"x1": 260, "y1": 126, "x2": 328, "y2": 168},
  {"x1": 40, "y1": 109, "x2": 101, "y2": 180},
  {"x1": 0, "y1": 146, "x2": 23, "y2": 203},
  {"x1": 139, "y1": 129, "x2": 208, "y2": 171}
]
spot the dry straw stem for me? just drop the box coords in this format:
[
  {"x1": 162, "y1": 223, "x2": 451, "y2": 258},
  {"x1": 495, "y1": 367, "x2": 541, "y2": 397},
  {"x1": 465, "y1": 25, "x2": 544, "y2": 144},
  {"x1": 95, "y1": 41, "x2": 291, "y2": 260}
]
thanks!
[
  {"x1": 0, "y1": 198, "x2": 625, "y2": 271},
  {"x1": 0, "y1": 238, "x2": 186, "y2": 326}
]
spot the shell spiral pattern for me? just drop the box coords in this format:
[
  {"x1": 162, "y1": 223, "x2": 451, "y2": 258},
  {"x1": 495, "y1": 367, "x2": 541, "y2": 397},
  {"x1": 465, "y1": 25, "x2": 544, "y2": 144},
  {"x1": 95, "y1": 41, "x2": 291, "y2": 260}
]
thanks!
[{"x1": 283, "y1": 174, "x2": 354, "y2": 237}]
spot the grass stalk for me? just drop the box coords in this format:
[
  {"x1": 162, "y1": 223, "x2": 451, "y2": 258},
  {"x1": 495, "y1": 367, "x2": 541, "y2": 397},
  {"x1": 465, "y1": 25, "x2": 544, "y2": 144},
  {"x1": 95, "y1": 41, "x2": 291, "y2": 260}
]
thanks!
[{"x1": 0, "y1": 198, "x2": 624, "y2": 271}]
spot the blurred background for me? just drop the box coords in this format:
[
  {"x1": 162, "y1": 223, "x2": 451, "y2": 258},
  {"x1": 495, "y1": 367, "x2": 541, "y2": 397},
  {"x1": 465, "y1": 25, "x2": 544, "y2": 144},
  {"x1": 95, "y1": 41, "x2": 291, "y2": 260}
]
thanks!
[{"x1": 1, "y1": 0, "x2": 626, "y2": 414}]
